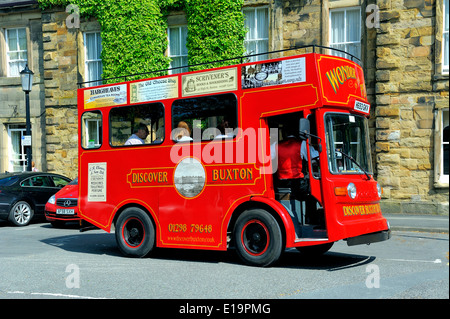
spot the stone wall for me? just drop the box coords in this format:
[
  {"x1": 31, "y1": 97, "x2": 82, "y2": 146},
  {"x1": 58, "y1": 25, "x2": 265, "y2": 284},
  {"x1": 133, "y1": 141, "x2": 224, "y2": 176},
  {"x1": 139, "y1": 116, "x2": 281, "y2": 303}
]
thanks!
[
  {"x1": 375, "y1": 0, "x2": 449, "y2": 214},
  {"x1": 41, "y1": 9, "x2": 79, "y2": 179}
]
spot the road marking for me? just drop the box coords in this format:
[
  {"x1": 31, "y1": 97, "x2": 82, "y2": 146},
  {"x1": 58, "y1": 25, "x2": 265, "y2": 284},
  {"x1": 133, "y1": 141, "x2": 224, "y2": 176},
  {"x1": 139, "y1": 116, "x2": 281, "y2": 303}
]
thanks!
[
  {"x1": 7, "y1": 291, "x2": 109, "y2": 299},
  {"x1": 387, "y1": 258, "x2": 442, "y2": 264},
  {"x1": 15, "y1": 226, "x2": 38, "y2": 231}
]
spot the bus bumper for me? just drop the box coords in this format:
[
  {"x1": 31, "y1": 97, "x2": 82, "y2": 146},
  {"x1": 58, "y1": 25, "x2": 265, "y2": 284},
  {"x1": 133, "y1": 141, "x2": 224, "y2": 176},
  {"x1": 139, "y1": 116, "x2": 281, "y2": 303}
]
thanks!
[{"x1": 345, "y1": 224, "x2": 391, "y2": 246}]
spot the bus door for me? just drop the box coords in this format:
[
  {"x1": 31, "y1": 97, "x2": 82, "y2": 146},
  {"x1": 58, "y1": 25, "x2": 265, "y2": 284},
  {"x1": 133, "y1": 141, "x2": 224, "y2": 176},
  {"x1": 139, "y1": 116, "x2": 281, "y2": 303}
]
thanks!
[
  {"x1": 268, "y1": 112, "x2": 327, "y2": 240},
  {"x1": 319, "y1": 108, "x2": 385, "y2": 242}
]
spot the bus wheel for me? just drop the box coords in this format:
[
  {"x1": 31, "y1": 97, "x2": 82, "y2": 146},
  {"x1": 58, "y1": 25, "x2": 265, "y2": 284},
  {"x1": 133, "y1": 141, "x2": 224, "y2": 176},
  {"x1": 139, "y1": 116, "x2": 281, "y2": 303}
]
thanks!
[
  {"x1": 234, "y1": 209, "x2": 283, "y2": 267},
  {"x1": 115, "y1": 207, "x2": 155, "y2": 258}
]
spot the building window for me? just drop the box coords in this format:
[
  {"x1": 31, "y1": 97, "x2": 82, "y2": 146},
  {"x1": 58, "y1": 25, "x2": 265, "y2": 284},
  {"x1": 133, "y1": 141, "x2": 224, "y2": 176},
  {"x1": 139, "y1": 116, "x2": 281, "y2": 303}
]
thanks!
[
  {"x1": 7, "y1": 124, "x2": 27, "y2": 172},
  {"x1": 435, "y1": 108, "x2": 449, "y2": 186},
  {"x1": 168, "y1": 26, "x2": 188, "y2": 74},
  {"x1": 443, "y1": 0, "x2": 449, "y2": 74},
  {"x1": 441, "y1": 109, "x2": 449, "y2": 183},
  {"x1": 84, "y1": 32, "x2": 103, "y2": 87},
  {"x1": 5, "y1": 28, "x2": 27, "y2": 77},
  {"x1": 329, "y1": 7, "x2": 361, "y2": 60},
  {"x1": 243, "y1": 7, "x2": 269, "y2": 62}
]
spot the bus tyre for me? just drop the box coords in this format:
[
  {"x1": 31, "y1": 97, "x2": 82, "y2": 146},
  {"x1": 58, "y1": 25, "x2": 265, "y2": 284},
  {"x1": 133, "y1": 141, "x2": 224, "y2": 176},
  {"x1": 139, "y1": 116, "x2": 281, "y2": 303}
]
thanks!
[
  {"x1": 115, "y1": 207, "x2": 155, "y2": 258},
  {"x1": 234, "y1": 209, "x2": 283, "y2": 267}
]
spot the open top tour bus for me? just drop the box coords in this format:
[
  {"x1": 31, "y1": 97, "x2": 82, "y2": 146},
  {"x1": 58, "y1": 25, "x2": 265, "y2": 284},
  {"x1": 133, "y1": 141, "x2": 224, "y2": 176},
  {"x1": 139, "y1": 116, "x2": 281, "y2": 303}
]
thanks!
[{"x1": 77, "y1": 46, "x2": 390, "y2": 266}]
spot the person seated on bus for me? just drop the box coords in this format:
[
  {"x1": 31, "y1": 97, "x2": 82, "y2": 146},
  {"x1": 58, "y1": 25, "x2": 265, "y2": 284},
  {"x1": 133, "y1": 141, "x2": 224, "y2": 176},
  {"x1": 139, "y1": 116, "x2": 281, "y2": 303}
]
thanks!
[
  {"x1": 125, "y1": 123, "x2": 149, "y2": 145},
  {"x1": 276, "y1": 126, "x2": 309, "y2": 198},
  {"x1": 173, "y1": 121, "x2": 193, "y2": 142},
  {"x1": 214, "y1": 120, "x2": 233, "y2": 139}
]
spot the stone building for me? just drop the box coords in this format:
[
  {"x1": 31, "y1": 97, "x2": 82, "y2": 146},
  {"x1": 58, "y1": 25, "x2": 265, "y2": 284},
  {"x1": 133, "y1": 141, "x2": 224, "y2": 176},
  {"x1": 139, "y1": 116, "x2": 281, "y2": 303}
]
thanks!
[{"x1": 0, "y1": 0, "x2": 448, "y2": 214}]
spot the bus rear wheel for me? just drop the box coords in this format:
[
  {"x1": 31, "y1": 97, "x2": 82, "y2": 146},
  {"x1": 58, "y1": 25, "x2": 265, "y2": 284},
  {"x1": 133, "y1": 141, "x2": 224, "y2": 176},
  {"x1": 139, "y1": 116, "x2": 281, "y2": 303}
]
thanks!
[
  {"x1": 115, "y1": 207, "x2": 155, "y2": 257},
  {"x1": 234, "y1": 209, "x2": 283, "y2": 267}
]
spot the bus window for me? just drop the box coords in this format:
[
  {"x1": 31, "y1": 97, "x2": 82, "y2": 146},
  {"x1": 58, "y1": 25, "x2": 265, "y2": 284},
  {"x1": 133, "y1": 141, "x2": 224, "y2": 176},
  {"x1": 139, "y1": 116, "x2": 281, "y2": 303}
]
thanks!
[
  {"x1": 81, "y1": 110, "x2": 102, "y2": 149},
  {"x1": 109, "y1": 103, "x2": 164, "y2": 146},
  {"x1": 171, "y1": 93, "x2": 238, "y2": 142},
  {"x1": 325, "y1": 113, "x2": 373, "y2": 174}
]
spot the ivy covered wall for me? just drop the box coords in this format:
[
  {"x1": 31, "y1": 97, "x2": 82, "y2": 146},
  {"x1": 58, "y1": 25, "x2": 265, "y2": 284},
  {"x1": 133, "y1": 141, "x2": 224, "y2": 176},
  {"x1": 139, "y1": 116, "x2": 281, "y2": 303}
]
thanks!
[{"x1": 37, "y1": 0, "x2": 246, "y2": 81}]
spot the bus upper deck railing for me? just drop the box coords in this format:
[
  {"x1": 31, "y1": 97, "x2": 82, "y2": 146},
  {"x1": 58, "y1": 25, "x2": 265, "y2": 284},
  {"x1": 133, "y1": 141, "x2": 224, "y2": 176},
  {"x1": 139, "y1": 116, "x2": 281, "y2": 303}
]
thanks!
[{"x1": 77, "y1": 45, "x2": 362, "y2": 88}]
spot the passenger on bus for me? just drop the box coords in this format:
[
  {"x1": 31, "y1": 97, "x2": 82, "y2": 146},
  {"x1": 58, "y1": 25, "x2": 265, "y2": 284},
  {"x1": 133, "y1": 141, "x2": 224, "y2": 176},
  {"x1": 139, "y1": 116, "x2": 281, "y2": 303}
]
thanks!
[
  {"x1": 125, "y1": 123, "x2": 149, "y2": 145},
  {"x1": 174, "y1": 121, "x2": 193, "y2": 142},
  {"x1": 215, "y1": 120, "x2": 233, "y2": 139}
]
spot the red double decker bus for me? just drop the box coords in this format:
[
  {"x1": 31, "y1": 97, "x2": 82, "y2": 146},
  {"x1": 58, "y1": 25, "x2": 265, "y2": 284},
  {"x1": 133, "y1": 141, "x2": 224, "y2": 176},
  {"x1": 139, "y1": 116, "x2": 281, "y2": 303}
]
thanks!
[{"x1": 77, "y1": 47, "x2": 390, "y2": 266}]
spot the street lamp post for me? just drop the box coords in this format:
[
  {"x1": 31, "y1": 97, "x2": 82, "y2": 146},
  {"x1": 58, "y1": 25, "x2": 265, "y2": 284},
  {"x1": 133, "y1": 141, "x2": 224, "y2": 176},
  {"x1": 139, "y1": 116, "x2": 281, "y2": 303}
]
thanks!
[{"x1": 20, "y1": 64, "x2": 34, "y2": 172}]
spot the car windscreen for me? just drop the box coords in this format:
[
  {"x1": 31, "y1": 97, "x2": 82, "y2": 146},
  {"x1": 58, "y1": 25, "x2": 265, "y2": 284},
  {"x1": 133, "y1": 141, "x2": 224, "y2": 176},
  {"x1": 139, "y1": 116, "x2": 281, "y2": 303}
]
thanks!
[{"x1": 0, "y1": 176, "x2": 19, "y2": 186}]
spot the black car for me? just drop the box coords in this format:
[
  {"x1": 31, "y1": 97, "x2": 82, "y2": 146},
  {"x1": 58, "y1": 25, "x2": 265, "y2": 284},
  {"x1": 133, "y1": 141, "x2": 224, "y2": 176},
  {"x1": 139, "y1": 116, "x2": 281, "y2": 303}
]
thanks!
[{"x1": 0, "y1": 172, "x2": 71, "y2": 226}]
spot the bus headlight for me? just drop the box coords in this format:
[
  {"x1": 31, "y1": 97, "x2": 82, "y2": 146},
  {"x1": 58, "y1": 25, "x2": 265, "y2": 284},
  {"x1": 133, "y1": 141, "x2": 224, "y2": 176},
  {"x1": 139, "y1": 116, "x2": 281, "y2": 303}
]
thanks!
[
  {"x1": 376, "y1": 183, "x2": 383, "y2": 198},
  {"x1": 347, "y1": 183, "x2": 357, "y2": 199}
]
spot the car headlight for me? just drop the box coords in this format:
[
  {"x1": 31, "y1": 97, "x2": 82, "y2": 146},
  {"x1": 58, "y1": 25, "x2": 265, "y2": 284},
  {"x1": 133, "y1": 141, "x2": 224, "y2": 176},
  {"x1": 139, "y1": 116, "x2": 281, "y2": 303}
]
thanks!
[
  {"x1": 347, "y1": 183, "x2": 357, "y2": 199},
  {"x1": 48, "y1": 195, "x2": 56, "y2": 205}
]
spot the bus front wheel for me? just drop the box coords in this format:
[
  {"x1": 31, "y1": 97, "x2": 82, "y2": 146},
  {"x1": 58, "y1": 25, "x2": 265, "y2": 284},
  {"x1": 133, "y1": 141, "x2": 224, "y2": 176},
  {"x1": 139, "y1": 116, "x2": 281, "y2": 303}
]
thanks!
[
  {"x1": 234, "y1": 209, "x2": 283, "y2": 267},
  {"x1": 115, "y1": 207, "x2": 155, "y2": 258}
]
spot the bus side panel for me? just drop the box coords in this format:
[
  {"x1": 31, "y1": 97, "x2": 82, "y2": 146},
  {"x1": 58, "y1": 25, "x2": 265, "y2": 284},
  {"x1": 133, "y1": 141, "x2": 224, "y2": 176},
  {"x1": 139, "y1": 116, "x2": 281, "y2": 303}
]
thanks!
[
  {"x1": 157, "y1": 181, "x2": 224, "y2": 250},
  {"x1": 79, "y1": 146, "x2": 168, "y2": 232}
]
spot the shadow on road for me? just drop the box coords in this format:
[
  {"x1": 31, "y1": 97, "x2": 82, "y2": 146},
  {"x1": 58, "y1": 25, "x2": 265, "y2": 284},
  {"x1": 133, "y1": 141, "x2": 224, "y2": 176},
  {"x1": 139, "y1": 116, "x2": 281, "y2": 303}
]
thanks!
[{"x1": 40, "y1": 225, "x2": 376, "y2": 271}]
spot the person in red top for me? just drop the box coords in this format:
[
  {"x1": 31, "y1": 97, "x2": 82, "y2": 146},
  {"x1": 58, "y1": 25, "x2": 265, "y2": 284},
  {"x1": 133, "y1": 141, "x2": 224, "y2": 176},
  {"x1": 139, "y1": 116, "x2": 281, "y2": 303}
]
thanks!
[{"x1": 275, "y1": 126, "x2": 309, "y2": 199}]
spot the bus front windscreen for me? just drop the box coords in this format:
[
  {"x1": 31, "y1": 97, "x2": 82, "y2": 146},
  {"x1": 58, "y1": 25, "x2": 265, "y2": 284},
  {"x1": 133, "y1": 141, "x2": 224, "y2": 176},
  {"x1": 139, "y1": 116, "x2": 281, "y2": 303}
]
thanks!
[{"x1": 325, "y1": 112, "x2": 373, "y2": 175}]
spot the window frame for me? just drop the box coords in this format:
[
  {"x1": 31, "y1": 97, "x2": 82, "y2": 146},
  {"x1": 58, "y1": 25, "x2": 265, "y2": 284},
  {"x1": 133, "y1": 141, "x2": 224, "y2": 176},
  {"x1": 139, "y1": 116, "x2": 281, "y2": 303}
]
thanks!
[
  {"x1": 171, "y1": 93, "x2": 239, "y2": 143},
  {"x1": 442, "y1": 0, "x2": 449, "y2": 74},
  {"x1": 81, "y1": 110, "x2": 103, "y2": 150},
  {"x1": 109, "y1": 102, "x2": 165, "y2": 148},
  {"x1": 168, "y1": 25, "x2": 188, "y2": 74},
  {"x1": 5, "y1": 27, "x2": 28, "y2": 77},
  {"x1": 243, "y1": 6, "x2": 270, "y2": 62},
  {"x1": 7, "y1": 124, "x2": 27, "y2": 172},
  {"x1": 434, "y1": 108, "x2": 449, "y2": 187},
  {"x1": 329, "y1": 6, "x2": 362, "y2": 60},
  {"x1": 83, "y1": 31, "x2": 103, "y2": 87}
]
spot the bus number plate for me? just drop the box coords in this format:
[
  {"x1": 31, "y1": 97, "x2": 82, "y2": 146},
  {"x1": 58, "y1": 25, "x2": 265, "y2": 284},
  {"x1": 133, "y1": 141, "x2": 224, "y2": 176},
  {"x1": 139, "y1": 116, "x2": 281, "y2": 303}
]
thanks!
[{"x1": 354, "y1": 100, "x2": 370, "y2": 114}]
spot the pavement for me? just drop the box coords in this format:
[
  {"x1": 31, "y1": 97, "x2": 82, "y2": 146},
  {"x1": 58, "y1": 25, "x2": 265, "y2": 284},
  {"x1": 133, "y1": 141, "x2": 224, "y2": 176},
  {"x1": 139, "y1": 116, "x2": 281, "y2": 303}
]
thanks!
[{"x1": 384, "y1": 214, "x2": 449, "y2": 234}]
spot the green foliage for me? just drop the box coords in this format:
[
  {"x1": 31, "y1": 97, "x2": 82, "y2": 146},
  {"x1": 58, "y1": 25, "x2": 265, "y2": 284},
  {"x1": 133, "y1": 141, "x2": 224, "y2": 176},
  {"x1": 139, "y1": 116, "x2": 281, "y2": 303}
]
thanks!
[
  {"x1": 184, "y1": 0, "x2": 246, "y2": 70},
  {"x1": 37, "y1": 0, "x2": 246, "y2": 82}
]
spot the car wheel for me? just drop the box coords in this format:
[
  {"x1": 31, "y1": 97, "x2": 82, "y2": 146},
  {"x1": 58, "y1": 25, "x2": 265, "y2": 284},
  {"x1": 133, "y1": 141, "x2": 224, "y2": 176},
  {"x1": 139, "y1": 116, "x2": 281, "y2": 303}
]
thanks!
[{"x1": 9, "y1": 201, "x2": 34, "y2": 226}]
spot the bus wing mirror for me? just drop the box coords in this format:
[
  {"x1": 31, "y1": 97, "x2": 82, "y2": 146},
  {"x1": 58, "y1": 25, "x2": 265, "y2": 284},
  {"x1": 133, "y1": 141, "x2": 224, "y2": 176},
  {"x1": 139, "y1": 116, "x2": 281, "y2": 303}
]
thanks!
[{"x1": 299, "y1": 118, "x2": 310, "y2": 139}]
